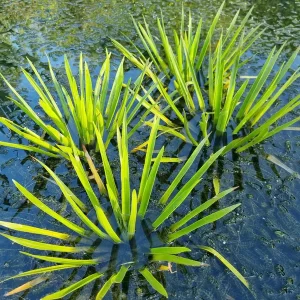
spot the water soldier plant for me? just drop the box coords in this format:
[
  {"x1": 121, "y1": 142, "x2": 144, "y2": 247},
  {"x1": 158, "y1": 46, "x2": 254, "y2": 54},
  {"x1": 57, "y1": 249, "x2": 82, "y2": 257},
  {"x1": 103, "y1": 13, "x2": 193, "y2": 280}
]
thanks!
[
  {"x1": 113, "y1": 3, "x2": 300, "y2": 153},
  {"x1": 0, "y1": 52, "x2": 168, "y2": 159},
  {"x1": 0, "y1": 3, "x2": 297, "y2": 299},
  {"x1": 0, "y1": 116, "x2": 248, "y2": 299},
  {"x1": 113, "y1": 2, "x2": 263, "y2": 113}
]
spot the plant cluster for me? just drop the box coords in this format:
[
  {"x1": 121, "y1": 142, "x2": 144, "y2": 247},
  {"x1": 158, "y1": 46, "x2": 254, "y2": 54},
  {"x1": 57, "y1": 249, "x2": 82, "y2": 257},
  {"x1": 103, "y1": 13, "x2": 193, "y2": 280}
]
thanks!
[
  {"x1": 0, "y1": 1, "x2": 298, "y2": 299},
  {"x1": 0, "y1": 53, "x2": 163, "y2": 158},
  {"x1": 114, "y1": 3, "x2": 300, "y2": 152},
  {"x1": 0, "y1": 117, "x2": 246, "y2": 298}
]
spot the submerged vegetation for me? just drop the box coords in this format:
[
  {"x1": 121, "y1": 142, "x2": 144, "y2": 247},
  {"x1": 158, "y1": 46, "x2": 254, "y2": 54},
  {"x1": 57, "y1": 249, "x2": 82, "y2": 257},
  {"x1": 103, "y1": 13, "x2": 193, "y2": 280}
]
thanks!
[{"x1": 0, "y1": 1, "x2": 299, "y2": 299}]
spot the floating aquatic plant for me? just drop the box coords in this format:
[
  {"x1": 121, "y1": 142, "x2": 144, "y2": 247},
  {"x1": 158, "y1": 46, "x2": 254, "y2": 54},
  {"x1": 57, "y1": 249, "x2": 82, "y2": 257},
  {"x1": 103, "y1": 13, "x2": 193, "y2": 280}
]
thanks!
[
  {"x1": 142, "y1": 43, "x2": 300, "y2": 153},
  {"x1": 112, "y1": 2, "x2": 263, "y2": 114},
  {"x1": 0, "y1": 116, "x2": 247, "y2": 298},
  {"x1": 113, "y1": 2, "x2": 300, "y2": 153},
  {"x1": 0, "y1": 52, "x2": 166, "y2": 159}
]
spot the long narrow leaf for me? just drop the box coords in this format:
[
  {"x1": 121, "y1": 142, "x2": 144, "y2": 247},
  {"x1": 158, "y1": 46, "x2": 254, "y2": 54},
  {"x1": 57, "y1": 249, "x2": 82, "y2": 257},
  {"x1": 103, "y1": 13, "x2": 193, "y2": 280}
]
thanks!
[
  {"x1": 128, "y1": 189, "x2": 138, "y2": 239},
  {"x1": 42, "y1": 273, "x2": 103, "y2": 300},
  {"x1": 150, "y1": 247, "x2": 191, "y2": 255},
  {"x1": 153, "y1": 147, "x2": 225, "y2": 229},
  {"x1": 35, "y1": 159, "x2": 109, "y2": 240},
  {"x1": 95, "y1": 266, "x2": 129, "y2": 300},
  {"x1": 168, "y1": 204, "x2": 240, "y2": 241},
  {"x1": 1, "y1": 265, "x2": 78, "y2": 283},
  {"x1": 138, "y1": 147, "x2": 164, "y2": 218},
  {"x1": 199, "y1": 246, "x2": 249, "y2": 288},
  {"x1": 152, "y1": 254, "x2": 202, "y2": 267},
  {"x1": 140, "y1": 268, "x2": 168, "y2": 298},
  {"x1": 159, "y1": 136, "x2": 209, "y2": 205},
  {"x1": 170, "y1": 187, "x2": 237, "y2": 231},
  {"x1": 21, "y1": 252, "x2": 97, "y2": 265},
  {"x1": 138, "y1": 117, "x2": 160, "y2": 202},
  {"x1": 0, "y1": 233, "x2": 86, "y2": 253},
  {"x1": 13, "y1": 180, "x2": 86, "y2": 237},
  {"x1": 0, "y1": 221, "x2": 69, "y2": 240}
]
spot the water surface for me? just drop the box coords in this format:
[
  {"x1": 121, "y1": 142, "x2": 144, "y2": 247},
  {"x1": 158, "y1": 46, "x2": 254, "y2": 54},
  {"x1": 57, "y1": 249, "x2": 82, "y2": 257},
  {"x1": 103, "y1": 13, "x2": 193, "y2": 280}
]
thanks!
[{"x1": 0, "y1": 0, "x2": 299, "y2": 299}]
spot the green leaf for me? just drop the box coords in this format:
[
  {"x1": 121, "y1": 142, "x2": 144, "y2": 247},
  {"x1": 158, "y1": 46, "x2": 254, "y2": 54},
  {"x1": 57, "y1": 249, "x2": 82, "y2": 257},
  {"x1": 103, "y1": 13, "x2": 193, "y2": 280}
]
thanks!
[
  {"x1": 159, "y1": 136, "x2": 209, "y2": 205},
  {"x1": 150, "y1": 247, "x2": 191, "y2": 255},
  {"x1": 118, "y1": 114, "x2": 131, "y2": 223},
  {"x1": 0, "y1": 142, "x2": 59, "y2": 158},
  {"x1": 138, "y1": 146, "x2": 164, "y2": 218},
  {"x1": 0, "y1": 221, "x2": 69, "y2": 240},
  {"x1": 138, "y1": 117, "x2": 160, "y2": 202},
  {"x1": 94, "y1": 125, "x2": 123, "y2": 227},
  {"x1": 112, "y1": 39, "x2": 184, "y2": 123},
  {"x1": 47, "y1": 56, "x2": 70, "y2": 119},
  {"x1": 0, "y1": 118, "x2": 63, "y2": 155},
  {"x1": 157, "y1": 20, "x2": 195, "y2": 111},
  {"x1": 152, "y1": 254, "x2": 202, "y2": 267},
  {"x1": 195, "y1": 1, "x2": 225, "y2": 70},
  {"x1": 21, "y1": 252, "x2": 97, "y2": 265},
  {"x1": 1, "y1": 265, "x2": 78, "y2": 283},
  {"x1": 67, "y1": 150, "x2": 121, "y2": 243},
  {"x1": 140, "y1": 267, "x2": 168, "y2": 298},
  {"x1": 170, "y1": 187, "x2": 237, "y2": 232},
  {"x1": 13, "y1": 180, "x2": 87, "y2": 237},
  {"x1": 42, "y1": 273, "x2": 103, "y2": 300},
  {"x1": 95, "y1": 266, "x2": 129, "y2": 300},
  {"x1": 34, "y1": 158, "x2": 109, "y2": 240},
  {"x1": 98, "y1": 52, "x2": 111, "y2": 114},
  {"x1": 182, "y1": 41, "x2": 205, "y2": 110},
  {"x1": 128, "y1": 189, "x2": 138, "y2": 239},
  {"x1": 213, "y1": 177, "x2": 220, "y2": 195},
  {"x1": 199, "y1": 246, "x2": 249, "y2": 288},
  {"x1": 213, "y1": 34, "x2": 224, "y2": 125},
  {"x1": 168, "y1": 204, "x2": 240, "y2": 241},
  {"x1": 0, "y1": 233, "x2": 86, "y2": 253},
  {"x1": 26, "y1": 58, "x2": 63, "y2": 119},
  {"x1": 94, "y1": 205, "x2": 122, "y2": 244},
  {"x1": 235, "y1": 44, "x2": 285, "y2": 121},
  {"x1": 183, "y1": 111, "x2": 199, "y2": 146},
  {"x1": 153, "y1": 147, "x2": 225, "y2": 229},
  {"x1": 145, "y1": 121, "x2": 186, "y2": 142},
  {"x1": 105, "y1": 59, "x2": 124, "y2": 128},
  {"x1": 95, "y1": 125, "x2": 119, "y2": 199}
]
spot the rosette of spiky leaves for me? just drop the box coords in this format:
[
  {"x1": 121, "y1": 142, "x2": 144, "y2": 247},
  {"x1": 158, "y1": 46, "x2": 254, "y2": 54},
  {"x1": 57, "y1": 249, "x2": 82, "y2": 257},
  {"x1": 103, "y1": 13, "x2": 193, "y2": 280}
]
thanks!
[
  {"x1": 0, "y1": 116, "x2": 248, "y2": 298},
  {"x1": 0, "y1": 53, "x2": 166, "y2": 159},
  {"x1": 137, "y1": 39, "x2": 300, "y2": 153},
  {"x1": 113, "y1": 2, "x2": 299, "y2": 153},
  {"x1": 112, "y1": 2, "x2": 263, "y2": 113}
]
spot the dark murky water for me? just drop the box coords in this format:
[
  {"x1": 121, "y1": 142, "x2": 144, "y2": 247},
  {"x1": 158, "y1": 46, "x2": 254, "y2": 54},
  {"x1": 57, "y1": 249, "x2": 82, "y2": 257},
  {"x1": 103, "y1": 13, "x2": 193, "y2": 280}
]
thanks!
[{"x1": 0, "y1": 0, "x2": 300, "y2": 299}]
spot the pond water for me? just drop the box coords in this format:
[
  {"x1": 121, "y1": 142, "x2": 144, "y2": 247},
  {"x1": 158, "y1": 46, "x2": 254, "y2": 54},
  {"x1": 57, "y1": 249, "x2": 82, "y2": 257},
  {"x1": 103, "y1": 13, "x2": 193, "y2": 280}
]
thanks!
[{"x1": 0, "y1": 0, "x2": 300, "y2": 299}]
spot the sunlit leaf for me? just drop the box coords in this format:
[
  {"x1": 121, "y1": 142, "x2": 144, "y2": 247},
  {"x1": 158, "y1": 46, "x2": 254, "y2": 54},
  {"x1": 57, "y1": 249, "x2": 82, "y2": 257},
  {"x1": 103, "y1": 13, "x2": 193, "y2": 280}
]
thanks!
[
  {"x1": 21, "y1": 252, "x2": 97, "y2": 265},
  {"x1": 152, "y1": 254, "x2": 202, "y2": 267},
  {"x1": 42, "y1": 273, "x2": 103, "y2": 300},
  {"x1": 1, "y1": 265, "x2": 78, "y2": 283},
  {"x1": 140, "y1": 268, "x2": 168, "y2": 298},
  {"x1": 199, "y1": 246, "x2": 249, "y2": 288},
  {"x1": 0, "y1": 233, "x2": 86, "y2": 253},
  {"x1": 0, "y1": 221, "x2": 69, "y2": 240}
]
